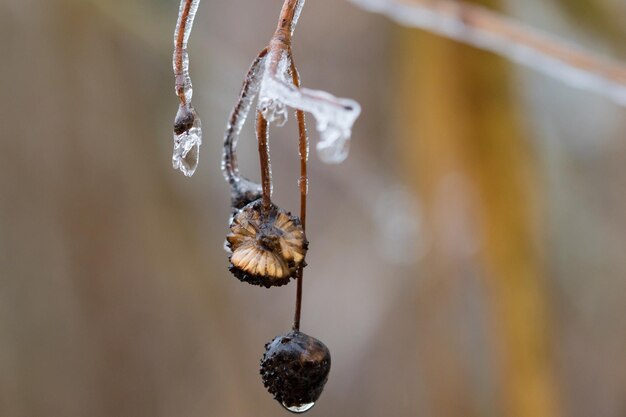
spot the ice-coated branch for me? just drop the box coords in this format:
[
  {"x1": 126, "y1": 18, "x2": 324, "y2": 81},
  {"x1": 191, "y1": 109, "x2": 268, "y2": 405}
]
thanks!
[
  {"x1": 258, "y1": 0, "x2": 362, "y2": 164},
  {"x1": 172, "y1": 0, "x2": 203, "y2": 177},
  {"x1": 173, "y1": 0, "x2": 201, "y2": 104},
  {"x1": 222, "y1": 50, "x2": 268, "y2": 185},
  {"x1": 348, "y1": 0, "x2": 626, "y2": 107},
  {"x1": 259, "y1": 52, "x2": 361, "y2": 163}
]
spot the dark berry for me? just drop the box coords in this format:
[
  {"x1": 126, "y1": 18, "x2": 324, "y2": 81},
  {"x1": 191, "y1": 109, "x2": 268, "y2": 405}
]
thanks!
[{"x1": 260, "y1": 331, "x2": 331, "y2": 413}]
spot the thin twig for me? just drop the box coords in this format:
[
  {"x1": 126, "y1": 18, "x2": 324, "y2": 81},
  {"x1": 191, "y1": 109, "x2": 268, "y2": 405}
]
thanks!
[
  {"x1": 256, "y1": 112, "x2": 272, "y2": 212},
  {"x1": 173, "y1": 0, "x2": 200, "y2": 105},
  {"x1": 348, "y1": 0, "x2": 626, "y2": 106},
  {"x1": 291, "y1": 55, "x2": 308, "y2": 332},
  {"x1": 253, "y1": 0, "x2": 301, "y2": 216}
]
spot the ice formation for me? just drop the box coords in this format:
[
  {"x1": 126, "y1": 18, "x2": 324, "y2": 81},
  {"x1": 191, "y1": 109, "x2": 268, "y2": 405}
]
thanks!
[
  {"x1": 258, "y1": 52, "x2": 361, "y2": 164},
  {"x1": 172, "y1": 0, "x2": 203, "y2": 176}
]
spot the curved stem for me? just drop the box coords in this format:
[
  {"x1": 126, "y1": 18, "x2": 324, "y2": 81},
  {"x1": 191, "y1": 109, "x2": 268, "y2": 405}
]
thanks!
[{"x1": 223, "y1": 48, "x2": 268, "y2": 186}]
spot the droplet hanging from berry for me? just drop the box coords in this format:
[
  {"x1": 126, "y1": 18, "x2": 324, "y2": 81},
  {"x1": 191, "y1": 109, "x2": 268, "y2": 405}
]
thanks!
[
  {"x1": 260, "y1": 331, "x2": 331, "y2": 413},
  {"x1": 226, "y1": 199, "x2": 307, "y2": 288}
]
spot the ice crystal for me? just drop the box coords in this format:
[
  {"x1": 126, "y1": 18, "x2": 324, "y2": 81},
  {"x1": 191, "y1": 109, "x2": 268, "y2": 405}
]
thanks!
[
  {"x1": 173, "y1": 104, "x2": 202, "y2": 177},
  {"x1": 258, "y1": 53, "x2": 361, "y2": 164}
]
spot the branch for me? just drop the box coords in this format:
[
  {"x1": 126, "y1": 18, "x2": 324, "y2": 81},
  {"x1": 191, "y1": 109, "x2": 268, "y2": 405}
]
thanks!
[
  {"x1": 348, "y1": 0, "x2": 626, "y2": 106},
  {"x1": 173, "y1": 0, "x2": 200, "y2": 105}
]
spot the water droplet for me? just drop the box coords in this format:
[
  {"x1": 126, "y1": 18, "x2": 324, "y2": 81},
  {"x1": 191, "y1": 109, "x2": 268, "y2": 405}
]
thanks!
[{"x1": 282, "y1": 402, "x2": 315, "y2": 414}]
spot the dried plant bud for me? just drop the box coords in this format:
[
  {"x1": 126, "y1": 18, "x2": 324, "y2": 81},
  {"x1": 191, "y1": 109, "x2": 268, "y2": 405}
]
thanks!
[
  {"x1": 230, "y1": 178, "x2": 263, "y2": 211},
  {"x1": 226, "y1": 199, "x2": 307, "y2": 287},
  {"x1": 260, "y1": 331, "x2": 331, "y2": 413}
]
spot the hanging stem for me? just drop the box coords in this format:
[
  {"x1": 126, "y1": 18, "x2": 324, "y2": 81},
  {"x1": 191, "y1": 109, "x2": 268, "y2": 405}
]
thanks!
[
  {"x1": 173, "y1": 0, "x2": 199, "y2": 105},
  {"x1": 291, "y1": 54, "x2": 308, "y2": 332},
  {"x1": 253, "y1": 0, "x2": 301, "y2": 215},
  {"x1": 256, "y1": 112, "x2": 272, "y2": 212},
  {"x1": 266, "y1": 0, "x2": 299, "y2": 82}
]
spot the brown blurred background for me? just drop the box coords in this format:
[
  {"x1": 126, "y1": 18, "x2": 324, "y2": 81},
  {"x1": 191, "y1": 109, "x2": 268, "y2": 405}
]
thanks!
[{"x1": 1, "y1": 0, "x2": 625, "y2": 416}]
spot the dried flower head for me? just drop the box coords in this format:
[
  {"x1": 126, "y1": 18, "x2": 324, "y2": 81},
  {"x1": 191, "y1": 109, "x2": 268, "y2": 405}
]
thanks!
[
  {"x1": 260, "y1": 331, "x2": 331, "y2": 413},
  {"x1": 226, "y1": 199, "x2": 307, "y2": 288}
]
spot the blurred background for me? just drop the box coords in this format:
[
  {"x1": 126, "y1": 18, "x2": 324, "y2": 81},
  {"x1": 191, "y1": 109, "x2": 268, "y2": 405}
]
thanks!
[{"x1": 1, "y1": 0, "x2": 626, "y2": 416}]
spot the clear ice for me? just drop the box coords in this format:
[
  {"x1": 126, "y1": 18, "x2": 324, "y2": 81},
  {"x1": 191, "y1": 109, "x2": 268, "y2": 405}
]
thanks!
[
  {"x1": 258, "y1": 53, "x2": 361, "y2": 164},
  {"x1": 258, "y1": 54, "x2": 290, "y2": 127},
  {"x1": 172, "y1": 0, "x2": 202, "y2": 176},
  {"x1": 173, "y1": 104, "x2": 202, "y2": 177},
  {"x1": 290, "y1": 0, "x2": 306, "y2": 35}
]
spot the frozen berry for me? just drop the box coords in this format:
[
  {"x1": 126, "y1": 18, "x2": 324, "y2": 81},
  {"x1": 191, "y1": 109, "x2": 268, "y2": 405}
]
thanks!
[
  {"x1": 260, "y1": 331, "x2": 331, "y2": 413},
  {"x1": 226, "y1": 199, "x2": 307, "y2": 288}
]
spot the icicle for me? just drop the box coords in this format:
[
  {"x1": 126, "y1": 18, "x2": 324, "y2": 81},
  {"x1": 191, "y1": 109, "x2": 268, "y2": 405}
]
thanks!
[
  {"x1": 172, "y1": 0, "x2": 203, "y2": 176},
  {"x1": 172, "y1": 104, "x2": 202, "y2": 177}
]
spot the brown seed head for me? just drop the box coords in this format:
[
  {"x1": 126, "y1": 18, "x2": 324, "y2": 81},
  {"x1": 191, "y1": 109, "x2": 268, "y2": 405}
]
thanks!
[{"x1": 226, "y1": 199, "x2": 307, "y2": 288}]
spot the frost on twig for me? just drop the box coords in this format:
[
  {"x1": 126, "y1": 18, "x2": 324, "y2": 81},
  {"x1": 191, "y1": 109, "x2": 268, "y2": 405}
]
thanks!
[
  {"x1": 172, "y1": 0, "x2": 202, "y2": 177},
  {"x1": 222, "y1": 0, "x2": 361, "y2": 209},
  {"x1": 222, "y1": 49, "x2": 268, "y2": 209},
  {"x1": 348, "y1": 0, "x2": 626, "y2": 107}
]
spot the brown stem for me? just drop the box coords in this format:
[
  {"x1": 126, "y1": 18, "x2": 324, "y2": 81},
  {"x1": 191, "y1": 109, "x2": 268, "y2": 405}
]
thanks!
[
  {"x1": 290, "y1": 54, "x2": 308, "y2": 332},
  {"x1": 265, "y1": 0, "x2": 299, "y2": 87},
  {"x1": 253, "y1": 0, "x2": 301, "y2": 215},
  {"x1": 256, "y1": 111, "x2": 272, "y2": 212},
  {"x1": 174, "y1": 0, "x2": 194, "y2": 104},
  {"x1": 276, "y1": 0, "x2": 301, "y2": 35}
]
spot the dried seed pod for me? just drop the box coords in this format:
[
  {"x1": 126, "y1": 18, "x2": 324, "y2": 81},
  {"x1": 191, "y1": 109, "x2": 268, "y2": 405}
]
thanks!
[
  {"x1": 226, "y1": 199, "x2": 307, "y2": 288},
  {"x1": 260, "y1": 331, "x2": 331, "y2": 413}
]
